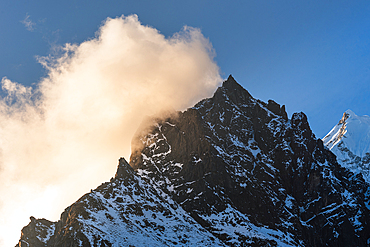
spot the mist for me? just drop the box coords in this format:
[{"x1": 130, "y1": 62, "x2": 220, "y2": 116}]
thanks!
[{"x1": 0, "y1": 15, "x2": 221, "y2": 246}]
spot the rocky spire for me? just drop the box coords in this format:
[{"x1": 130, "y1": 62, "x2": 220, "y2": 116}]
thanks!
[{"x1": 115, "y1": 157, "x2": 134, "y2": 178}]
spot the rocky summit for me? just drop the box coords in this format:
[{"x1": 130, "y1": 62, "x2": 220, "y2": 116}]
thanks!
[{"x1": 17, "y1": 76, "x2": 370, "y2": 246}]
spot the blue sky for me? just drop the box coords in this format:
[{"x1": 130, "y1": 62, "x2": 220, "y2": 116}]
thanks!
[{"x1": 1, "y1": 0, "x2": 370, "y2": 137}]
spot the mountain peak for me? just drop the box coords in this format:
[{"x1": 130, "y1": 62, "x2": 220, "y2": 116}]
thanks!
[
  {"x1": 115, "y1": 157, "x2": 134, "y2": 178},
  {"x1": 338, "y1": 109, "x2": 357, "y2": 124},
  {"x1": 222, "y1": 74, "x2": 247, "y2": 92},
  {"x1": 16, "y1": 78, "x2": 370, "y2": 247},
  {"x1": 324, "y1": 110, "x2": 370, "y2": 156},
  {"x1": 345, "y1": 109, "x2": 356, "y2": 116},
  {"x1": 323, "y1": 109, "x2": 370, "y2": 182},
  {"x1": 219, "y1": 76, "x2": 288, "y2": 120},
  {"x1": 129, "y1": 77, "x2": 370, "y2": 246},
  {"x1": 223, "y1": 74, "x2": 237, "y2": 85},
  {"x1": 338, "y1": 111, "x2": 350, "y2": 124},
  {"x1": 214, "y1": 75, "x2": 253, "y2": 106}
]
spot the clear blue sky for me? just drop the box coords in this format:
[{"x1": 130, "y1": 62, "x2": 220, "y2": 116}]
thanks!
[{"x1": 1, "y1": 0, "x2": 370, "y2": 138}]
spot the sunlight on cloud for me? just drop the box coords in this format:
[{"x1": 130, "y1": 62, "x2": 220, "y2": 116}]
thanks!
[{"x1": 0, "y1": 14, "x2": 221, "y2": 246}]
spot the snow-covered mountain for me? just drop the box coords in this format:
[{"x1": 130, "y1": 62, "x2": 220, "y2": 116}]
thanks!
[
  {"x1": 323, "y1": 109, "x2": 370, "y2": 183},
  {"x1": 16, "y1": 158, "x2": 224, "y2": 247},
  {"x1": 17, "y1": 76, "x2": 370, "y2": 246}
]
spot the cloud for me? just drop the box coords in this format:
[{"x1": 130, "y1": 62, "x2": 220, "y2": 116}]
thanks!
[
  {"x1": 0, "y1": 15, "x2": 221, "y2": 246},
  {"x1": 21, "y1": 14, "x2": 36, "y2": 31}
]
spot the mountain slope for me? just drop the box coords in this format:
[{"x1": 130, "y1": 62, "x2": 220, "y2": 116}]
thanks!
[
  {"x1": 17, "y1": 76, "x2": 370, "y2": 246},
  {"x1": 323, "y1": 110, "x2": 370, "y2": 183},
  {"x1": 16, "y1": 158, "x2": 224, "y2": 247},
  {"x1": 130, "y1": 75, "x2": 370, "y2": 246}
]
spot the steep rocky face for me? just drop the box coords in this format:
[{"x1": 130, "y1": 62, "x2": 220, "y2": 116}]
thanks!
[
  {"x1": 16, "y1": 217, "x2": 55, "y2": 247},
  {"x1": 16, "y1": 158, "x2": 224, "y2": 247},
  {"x1": 16, "y1": 76, "x2": 370, "y2": 247},
  {"x1": 130, "y1": 75, "x2": 370, "y2": 246},
  {"x1": 323, "y1": 110, "x2": 370, "y2": 183}
]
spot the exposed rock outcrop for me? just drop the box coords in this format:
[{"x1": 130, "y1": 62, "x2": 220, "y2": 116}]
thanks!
[{"x1": 17, "y1": 76, "x2": 370, "y2": 246}]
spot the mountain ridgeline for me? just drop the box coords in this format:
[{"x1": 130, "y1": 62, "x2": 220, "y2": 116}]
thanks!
[{"x1": 17, "y1": 76, "x2": 370, "y2": 246}]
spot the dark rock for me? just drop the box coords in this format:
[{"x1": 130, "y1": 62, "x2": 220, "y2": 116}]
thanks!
[
  {"x1": 17, "y1": 75, "x2": 370, "y2": 247},
  {"x1": 130, "y1": 75, "x2": 370, "y2": 246},
  {"x1": 15, "y1": 217, "x2": 56, "y2": 247},
  {"x1": 17, "y1": 158, "x2": 223, "y2": 246},
  {"x1": 115, "y1": 157, "x2": 134, "y2": 178}
]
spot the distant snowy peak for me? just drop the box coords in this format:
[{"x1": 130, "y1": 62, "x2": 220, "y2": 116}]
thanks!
[
  {"x1": 323, "y1": 109, "x2": 370, "y2": 157},
  {"x1": 323, "y1": 109, "x2": 370, "y2": 183},
  {"x1": 322, "y1": 110, "x2": 350, "y2": 150}
]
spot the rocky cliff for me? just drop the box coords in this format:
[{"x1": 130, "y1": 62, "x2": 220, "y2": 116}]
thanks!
[{"x1": 17, "y1": 76, "x2": 370, "y2": 246}]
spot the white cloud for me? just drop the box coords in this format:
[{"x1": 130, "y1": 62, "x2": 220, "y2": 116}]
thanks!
[
  {"x1": 0, "y1": 14, "x2": 221, "y2": 246},
  {"x1": 21, "y1": 14, "x2": 36, "y2": 31}
]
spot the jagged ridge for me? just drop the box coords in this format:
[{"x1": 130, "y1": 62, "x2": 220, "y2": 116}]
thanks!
[
  {"x1": 16, "y1": 76, "x2": 370, "y2": 247},
  {"x1": 130, "y1": 75, "x2": 370, "y2": 246},
  {"x1": 16, "y1": 158, "x2": 224, "y2": 247}
]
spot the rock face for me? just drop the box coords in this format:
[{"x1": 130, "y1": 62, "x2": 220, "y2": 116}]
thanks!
[
  {"x1": 16, "y1": 158, "x2": 223, "y2": 247},
  {"x1": 16, "y1": 217, "x2": 55, "y2": 247},
  {"x1": 130, "y1": 76, "x2": 370, "y2": 246},
  {"x1": 17, "y1": 76, "x2": 370, "y2": 246},
  {"x1": 323, "y1": 109, "x2": 370, "y2": 183}
]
